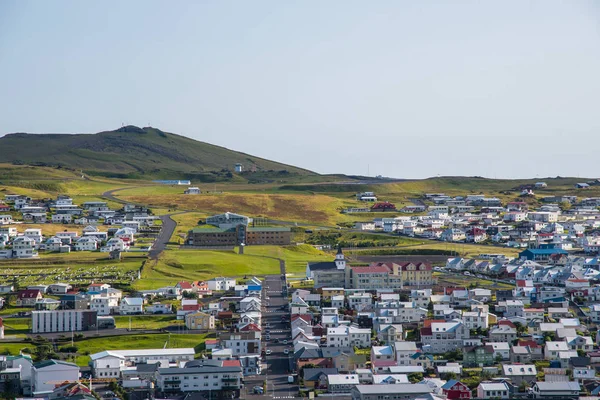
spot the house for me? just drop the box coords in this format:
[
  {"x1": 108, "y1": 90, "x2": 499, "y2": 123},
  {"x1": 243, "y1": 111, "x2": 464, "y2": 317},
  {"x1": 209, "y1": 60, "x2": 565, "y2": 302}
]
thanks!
[
  {"x1": 371, "y1": 202, "x2": 396, "y2": 212},
  {"x1": 441, "y1": 380, "x2": 472, "y2": 400},
  {"x1": 31, "y1": 360, "x2": 80, "y2": 395},
  {"x1": 519, "y1": 248, "x2": 568, "y2": 261},
  {"x1": 545, "y1": 341, "x2": 570, "y2": 360},
  {"x1": 90, "y1": 293, "x2": 119, "y2": 316},
  {"x1": 74, "y1": 236, "x2": 98, "y2": 251},
  {"x1": 502, "y1": 364, "x2": 537, "y2": 385},
  {"x1": 146, "y1": 302, "x2": 172, "y2": 314},
  {"x1": 327, "y1": 374, "x2": 360, "y2": 393},
  {"x1": 183, "y1": 187, "x2": 201, "y2": 195},
  {"x1": 327, "y1": 326, "x2": 370, "y2": 348},
  {"x1": 48, "y1": 283, "x2": 72, "y2": 295},
  {"x1": 477, "y1": 382, "x2": 511, "y2": 399},
  {"x1": 156, "y1": 360, "x2": 242, "y2": 393},
  {"x1": 185, "y1": 311, "x2": 215, "y2": 330},
  {"x1": 489, "y1": 322, "x2": 517, "y2": 342},
  {"x1": 420, "y1": 320, "x2": 469, "y2": 354},
  {"x1": 206, "y1": 277, "x2": 236, "y2": 291},
  {"x1": 119, "y1": 297, "x2": 143, "y2": 315},
  {"x1": 12, "y1": 236, "x2": 38, "y2": 258},
  {"x1": 395, "y1": 341, "x2": 418, "y2": 366},
  {"x1": 16, "y1": 289, "x2": 42, "y2": 306},
  {"x1": 463, "y1": 345, "x2": 495, "y2": 367},
  {"x1": 0, "y1": 215, "x2": 13, "y2": 225},
  {"x1": 531, "y1": 382, "x2": 580, "y2": 398}
]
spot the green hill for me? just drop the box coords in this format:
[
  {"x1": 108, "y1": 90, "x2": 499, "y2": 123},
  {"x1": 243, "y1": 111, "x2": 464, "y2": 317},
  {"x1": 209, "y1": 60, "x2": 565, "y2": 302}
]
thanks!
[{"x1": 0, "y1": 126, "x2": 314, "y2": 181}]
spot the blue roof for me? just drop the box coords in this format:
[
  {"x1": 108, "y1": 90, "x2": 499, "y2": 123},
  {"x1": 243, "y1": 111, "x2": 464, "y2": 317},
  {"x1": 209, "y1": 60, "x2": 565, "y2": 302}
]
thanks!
[
  {"x1": 520, "y1": 249, "x2": 568, "y2": 255},
  {"x1": 441, "y1": 380, "x2": 460, "y2": 390},
  {"x1": 247, "y1": 285, "x2": 261, "y2": 291}
]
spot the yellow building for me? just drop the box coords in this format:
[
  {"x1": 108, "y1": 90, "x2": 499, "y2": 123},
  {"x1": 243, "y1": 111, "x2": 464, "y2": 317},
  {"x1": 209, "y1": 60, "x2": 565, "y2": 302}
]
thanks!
[
  {"x1": 185, "y1": 311, "x2": 215, "y2": 330},
  {"x1": 320, "y1": 288, "x2": 345, "y2": 299}
]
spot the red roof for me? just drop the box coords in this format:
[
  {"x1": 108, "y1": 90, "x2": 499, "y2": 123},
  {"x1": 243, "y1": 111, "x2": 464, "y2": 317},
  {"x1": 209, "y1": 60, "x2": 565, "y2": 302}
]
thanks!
[
  {"x1": 371, "y1": 202, "x2": 397, "y2": 210},
  {"x1": 182, "y1": 304, "x2": 200, "y2": 311},
  {"x1": 291, "y1": 314, "x2": 312, "y2": 323},
  {"x1": 397, "y1": 261, "x2": 432, "y2": 271},
  {"x1": 88, "y1": 283, "x2": 105, "y2": 288},
  {"x1": 205, "y1": 339, "x2": 218, "y2": 345},
  {"x1": 240, "y1": 323, "x2": 261, "y2": 332},
  {"x1": 177, "y1": 281, "x2": 193, "y2": 289},
  {"x1": 217, "y1": 311, "x2": 233, "y2": 319},
  {"x1": 17, "y1": 289, "x2": 41, "y2": 299},
  {"x1": 350, "y1": 265, "x2": 390, "y2": 274},
  {"x1": 222, "y1": 360, "x2": 241, "y2": 367},
  {"x1": 498, "y1": 320, "x2": 516, "y2": 328},
  {"x1": 420, "y1": 327, "x2": 432, "y2": 336}
]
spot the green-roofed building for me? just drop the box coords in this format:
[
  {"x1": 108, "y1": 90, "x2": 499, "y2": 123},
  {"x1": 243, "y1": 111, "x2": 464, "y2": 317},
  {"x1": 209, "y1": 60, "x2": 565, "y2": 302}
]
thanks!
[{"x1": 187, "y1": 224, "x2": 291, "y2": 247}]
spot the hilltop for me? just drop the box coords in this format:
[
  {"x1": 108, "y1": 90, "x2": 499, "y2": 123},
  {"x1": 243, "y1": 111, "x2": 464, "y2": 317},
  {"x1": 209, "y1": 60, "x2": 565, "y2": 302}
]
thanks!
[{"x1": 0, "y1": 126, "x2": 315, "y2": 181}]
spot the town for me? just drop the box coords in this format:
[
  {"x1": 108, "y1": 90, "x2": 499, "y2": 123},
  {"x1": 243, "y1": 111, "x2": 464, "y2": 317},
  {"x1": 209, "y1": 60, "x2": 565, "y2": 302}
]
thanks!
[{"x1": 0, "y1": 180, "x2": 600, "y2": 400}]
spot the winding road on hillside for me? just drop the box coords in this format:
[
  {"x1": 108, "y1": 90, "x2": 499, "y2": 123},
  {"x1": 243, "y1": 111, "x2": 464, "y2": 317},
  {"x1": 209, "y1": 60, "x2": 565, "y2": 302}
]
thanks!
[{"x1": 102, "y1": 187, "x2": 188, "y2": 260}]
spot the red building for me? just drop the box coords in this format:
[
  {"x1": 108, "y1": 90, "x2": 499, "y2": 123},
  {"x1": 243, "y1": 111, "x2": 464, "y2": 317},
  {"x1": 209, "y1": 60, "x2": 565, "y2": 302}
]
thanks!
[
  {"x1": 442, "y1": 380, "x2": 472, "y2": 399},
  {"x1": 371, "y1": 201, "x2": 397, "y2": 212}
]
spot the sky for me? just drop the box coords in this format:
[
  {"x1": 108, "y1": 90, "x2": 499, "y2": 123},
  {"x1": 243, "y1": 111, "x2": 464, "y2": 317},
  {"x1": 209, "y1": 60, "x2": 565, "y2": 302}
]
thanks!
[{"x1": 1, "y1": 1, "x2": 599, "y2": 179}]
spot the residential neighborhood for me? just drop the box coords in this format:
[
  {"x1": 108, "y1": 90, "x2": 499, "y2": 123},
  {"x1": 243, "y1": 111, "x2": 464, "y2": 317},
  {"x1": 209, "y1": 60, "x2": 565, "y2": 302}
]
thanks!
[{"x1": 3, "y1": 185, "x2": 600, "y2": 400}]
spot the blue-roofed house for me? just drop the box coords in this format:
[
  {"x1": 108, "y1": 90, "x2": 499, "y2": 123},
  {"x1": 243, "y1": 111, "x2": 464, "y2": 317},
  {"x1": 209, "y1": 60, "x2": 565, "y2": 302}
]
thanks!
[{"x1": 519, "y1": 248, "x2": 568, "y2": 261}]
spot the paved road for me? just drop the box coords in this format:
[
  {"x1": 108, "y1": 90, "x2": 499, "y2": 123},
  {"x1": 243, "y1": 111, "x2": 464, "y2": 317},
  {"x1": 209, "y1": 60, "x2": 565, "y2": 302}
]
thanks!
[
  {"x1": 149, "y1": 213, "x2": 180, "y2": 259},
  {"x1": 242, "y1": 273, "x2": 298, "y2": 399},
  {"x1": 103, "y1": 187, "x2": 185, "y2": 260}
]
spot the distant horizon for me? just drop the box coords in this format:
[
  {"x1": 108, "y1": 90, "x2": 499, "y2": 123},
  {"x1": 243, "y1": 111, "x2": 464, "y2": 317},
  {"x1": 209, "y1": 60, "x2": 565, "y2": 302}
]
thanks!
[{"x1": 0, "y1": 125, "x2": 596, "y2": 182}]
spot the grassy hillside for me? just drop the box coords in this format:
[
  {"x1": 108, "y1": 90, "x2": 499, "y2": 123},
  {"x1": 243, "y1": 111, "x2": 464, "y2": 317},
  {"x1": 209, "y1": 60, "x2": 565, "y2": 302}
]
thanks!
[{"x1": 0, "y1": 126, "x2": 315, "y2": 181}]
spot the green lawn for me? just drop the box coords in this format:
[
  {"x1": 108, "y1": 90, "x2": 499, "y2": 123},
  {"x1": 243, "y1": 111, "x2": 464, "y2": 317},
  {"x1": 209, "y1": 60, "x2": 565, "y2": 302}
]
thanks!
[
  {"x1": 243, "y1": 244, "x2": 333, "y2": 275},
  {"x1": 113, "y1": 314, "x2": 182, "y2": 330},
  {"x1": 135, "y1": 248, "x2": 281, "y2": 289},
  {"x1": 434, "y1": 272, "x2": 514, "y2": 290}
]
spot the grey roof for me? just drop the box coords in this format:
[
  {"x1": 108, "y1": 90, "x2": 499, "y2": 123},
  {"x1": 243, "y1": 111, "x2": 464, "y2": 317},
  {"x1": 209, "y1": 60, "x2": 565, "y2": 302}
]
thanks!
[
  {"x1": 354, "y1": 384, "x2": 433, "y2": 394},
  {"x1": 307, "y1": 261, "x2": 337, "y2": 271},
  {"x1": 534, "y1": 382, "x2": 581, "y2": 391},
  {"x1": 303, "y1": 368, "x2": 338, "y2": 381}
]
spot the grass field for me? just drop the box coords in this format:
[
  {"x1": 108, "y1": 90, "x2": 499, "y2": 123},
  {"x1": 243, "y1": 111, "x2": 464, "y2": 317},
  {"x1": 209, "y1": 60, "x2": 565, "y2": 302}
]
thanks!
[
  {"x1": 113, "y1": 314, "x2": 182, "y2": 330},
  {"x1": 0, "y1": 333, "x2": 209, "y2": 367},
  {"x1": 242, "y1": 244, "x2": 333, "y2": 275},
  {"x1": 135, "y1": 248, "x2": 280, "y2": 290},
  {"x1": 135, "y1": 244, "x2": 333, "y2": 289},
  {"x1": 118, "y1": 191, "x2": 376, "y2": 225}
]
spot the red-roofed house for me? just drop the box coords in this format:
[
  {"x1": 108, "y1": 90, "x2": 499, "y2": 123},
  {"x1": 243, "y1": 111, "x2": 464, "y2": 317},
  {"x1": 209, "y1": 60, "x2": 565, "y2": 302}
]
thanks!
[
  {"x1": 193, "y1": 281, "x2": 212, "y2": 296},
  {"x1": 240, "y1": 323, "x2": 261, "y2": 332},
  {"x1": 176, "y1": 281, "x2": 194, "y2": 293},
  {"x1": 16, "y1": 289, "x2": 42, "y2": 306},
  {"x1": 371, "y1": 202, "x2": 397, "y2": 212}
]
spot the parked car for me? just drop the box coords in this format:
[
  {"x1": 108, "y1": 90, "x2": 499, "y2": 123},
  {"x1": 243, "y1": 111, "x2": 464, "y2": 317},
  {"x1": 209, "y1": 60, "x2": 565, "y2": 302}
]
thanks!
[
  {"x1": 253, "y1": 386, "x2": 264, "y2": 394},
  {"x1": 283, "y1": 339, "x2": 288, "y2": 345},
  {"x1": 284, "y1": 348, "x2": 289, "y2": 355},
  {"x1": 266, "y1": 349, "x2": 272, "y2": 355}
]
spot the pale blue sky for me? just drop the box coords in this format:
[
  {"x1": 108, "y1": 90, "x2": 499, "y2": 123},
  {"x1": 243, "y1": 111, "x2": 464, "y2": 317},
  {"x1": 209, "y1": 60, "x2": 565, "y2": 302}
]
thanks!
[{"x1": 1, "y1": 1, "x2": 599, "y2": 178}]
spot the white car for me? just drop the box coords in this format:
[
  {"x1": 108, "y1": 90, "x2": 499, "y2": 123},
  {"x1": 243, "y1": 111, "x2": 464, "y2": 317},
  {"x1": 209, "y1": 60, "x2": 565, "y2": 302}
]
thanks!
[
  {"x1": 284, "y1": 348, "x2": 289, "y2": 355},
  {"x1": 266, "y1": 349, "x2": 272, "y2": 355},
  {"x1": 283, "y1": 339, "x2": 288, "y2": 345}
]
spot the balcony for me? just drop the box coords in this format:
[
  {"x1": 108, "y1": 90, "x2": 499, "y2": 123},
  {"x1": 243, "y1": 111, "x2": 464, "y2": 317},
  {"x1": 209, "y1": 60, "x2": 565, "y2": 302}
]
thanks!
[{"x1": 222, "y1": 384, "x2": 241, "y2": 390}]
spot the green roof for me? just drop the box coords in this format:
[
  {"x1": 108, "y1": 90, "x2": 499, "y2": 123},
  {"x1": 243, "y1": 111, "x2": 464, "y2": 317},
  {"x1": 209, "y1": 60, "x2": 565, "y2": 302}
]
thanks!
[
  {"x1": 247, "y1": 227, "x2": 291, "y2": 232},
  {"x1": 189, "y1": 227, "x2": 232, "y2": 233},
  {"x1": 34, "y1": 359, "x2": 78, "y2": 369}
]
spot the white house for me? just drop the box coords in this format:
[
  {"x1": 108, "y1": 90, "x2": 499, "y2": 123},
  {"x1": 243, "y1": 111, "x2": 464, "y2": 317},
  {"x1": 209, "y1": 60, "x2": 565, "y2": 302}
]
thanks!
[
  {"x1": 477, "y1": 382, "x2": 510, "y2": 399},
  {"x1": 32, "y1": 360, "x2": 80, "y2": 395},
  {"x1": 0, "y1": 215, "x2": 13, "y2": 225},
  {"x1": 12, "y1": 236, "x2": 38, "y2": 258},
  {"x1": 90, "y1": 293, "x2": 119, "y2": 316},
  {"x1": 75, "y1": 236, "x2": 98, "y2": 251},
  {"x1": 326, "y1": 326, "x2": 371, "y2": 348},
  {"x1": 119, "y1": 297, "x2": 144, "y2": 315},
  {"x1": 206, "y1": 277, "x2": 236, "y2": 291}
]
